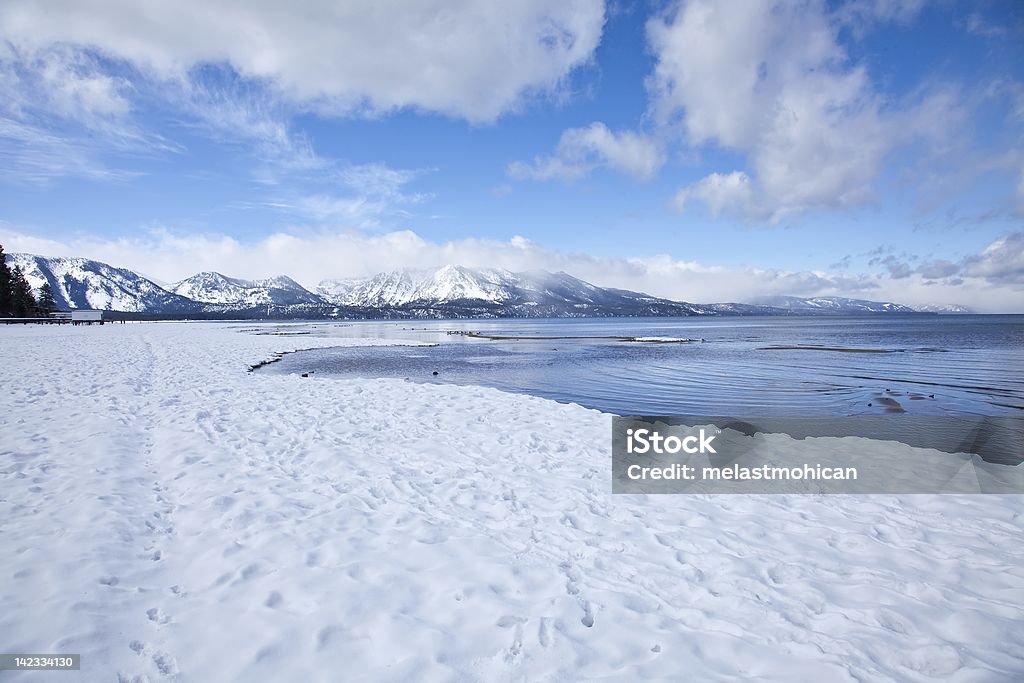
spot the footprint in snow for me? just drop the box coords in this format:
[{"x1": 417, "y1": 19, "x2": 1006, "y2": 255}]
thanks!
[
  {"x1": 146, "y1": 607, "x2": 171, "y2": 625},
  {"x1": 581, "y1": 606, "x2": 595, "y2": 628}
]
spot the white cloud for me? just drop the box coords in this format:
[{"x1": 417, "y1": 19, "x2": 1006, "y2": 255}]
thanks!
[
  {"x1": 0, "y1": 117, "x2": 141, "y2": 184},
  {"x1": 290, "y1": 196, "x2": 389, "y2": 224},
  {"x1": 672, "y1": 171, "x2": 754, "y2": 216},
  {"x1": 2, "y1": 225, "x2": 1021, "y2": 312},
  {"x1": 225, "y1": 161, "x2": 434, "y2": 229},
  {"x1": 646, "y1": 0, "x2": 968, "y2": 222},
  {"x1": 174, "y1": 79, "x2": 321, "y2": 176},
  {"x1": 0, "y1": 0, "x2": 606, "y2": 123},
  {"x1": 335, "y1": 163, "x2": 430, "y2": 201},
  {"x1": 0, "y1": 43, "x2": 174, "y2": 183},
  {"x1": 835, "y1": 0, "x2": 927, "y2": 29},
  {"x1": 962, "y1": 232, "x2": 1024, "y2": 284},
  {"x1": 292, "y1": 162, "x2": 431, "y2": 227},
  {"x1": 647, "y1": 0, "x2": 893, "y2": 221},
  {"x1": 0, "y1": 45, "x2": 134, "y2": 128},
  {"x1": 32, "y1": 48, "x2": 133, "y2": 125},
  {"x1": 509, "y1": 122, "x2": 664, "y2": 181},
  {"x1": 965, "y1": 12, "x2": 1008, "y2": 39}
]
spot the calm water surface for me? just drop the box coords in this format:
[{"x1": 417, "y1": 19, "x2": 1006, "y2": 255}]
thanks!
[{"x1": 258, "y1": 316, "x2": 1024, "y2": 417}]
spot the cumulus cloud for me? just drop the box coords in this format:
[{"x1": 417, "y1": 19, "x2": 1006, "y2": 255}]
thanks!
[
  {"x1": 646, "y1": 0, "x2": 965, "y2": 222},
  {"x1": 962, "y1": 232, "x2": 1024, "y2": 284},
  {"x1": 0, "y1": 45, "x2": 134, "y2": 129},
  {"x1": 509, "y1": 122, "x2": 664, "y2": 181},
  {"x1": 672, "y1": 171, "x2": 754, "y2": 216},
  {"x1": 2, "y1": 225, "x2": 1021, "y2": 312},
  {"x1": 0, "y1": 0, "x2": 606, "y2": 123}
]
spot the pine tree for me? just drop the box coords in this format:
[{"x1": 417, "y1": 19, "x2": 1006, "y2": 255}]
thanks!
[
  {"x1": 36, "y1": 281, "x2": 58, "y2": 315},
  {"x1": 0, "y1": 243, "x2": 11, "y2": 317},
  {"x1": 9, "y1": 266, "x2": 37, "y2": 317}
]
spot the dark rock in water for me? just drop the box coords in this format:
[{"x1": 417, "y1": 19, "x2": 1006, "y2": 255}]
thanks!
[
  {"x1": 432, "y1": 371, "x2": 439, "y2": 376},
  {"x1": 301, "y1": 373, "x2": 309, "y2": 378}
]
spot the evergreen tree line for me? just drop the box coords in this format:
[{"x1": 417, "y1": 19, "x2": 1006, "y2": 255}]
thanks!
[{"x1": 0, "y1": 244, "x2": 58, "y2": 318}]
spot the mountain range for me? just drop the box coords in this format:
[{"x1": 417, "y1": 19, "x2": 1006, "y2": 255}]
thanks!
[{"x1": 5, "y1": 253, "x2": 968, "y2": 318}]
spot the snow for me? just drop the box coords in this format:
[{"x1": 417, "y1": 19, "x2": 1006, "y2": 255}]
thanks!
[
  {"x1": 915, "y1": 304, "x2": 974, "y2": 314},
  {"x1": 327, "y1": 266, "x2": 523, "y2": 307},
  {"x1": 2, "y1": 322, "x2": 1022, "y2": 681},
  {"x1": 7, "y1": 253, "x2": 193, "y2": 313},
  {"x1": 629, "y1": 336, "x2": 702, "y2": 343},
  {"x1": 314, "y1": 277, "x2": 364, "y2": 303},
  {"x1": 315, "y1": 266, "x2": 685, "y2": 313},
  {"x1": 756, "y1": 295, "x2": 917, "y2": 314},
  {"x1": 170, "y1": 272, "x2": 323, "y2": 307}
]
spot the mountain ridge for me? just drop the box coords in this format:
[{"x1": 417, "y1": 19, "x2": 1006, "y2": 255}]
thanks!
[
  {"x1": 7, "y1": 253, "x2": 200, "y2": 313},
  {"x1": 171, "y1": 271, "x2": 325, "y2": 307},
  {"x1": 6, "y1": 252, "x2": 960, "y2": 318}
]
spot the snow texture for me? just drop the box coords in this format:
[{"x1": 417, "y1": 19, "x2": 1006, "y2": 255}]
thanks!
[
  {"x1": 1, "y1": 323, "x2": 1022, "y2": 681},
  {"x1": 317, "y1": 265, "x2": 676, "y2": 310},
  {"x1": 7, "y1": 253, "x2": 197, "y2": 313},
  {"x1": 170, "y1": 273, "x2": 324, "y2": 307}
]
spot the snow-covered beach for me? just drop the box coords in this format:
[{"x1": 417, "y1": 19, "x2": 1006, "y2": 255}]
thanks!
[{"x1": 2, "y1": 322, "x2": 1023, "y2": 681}]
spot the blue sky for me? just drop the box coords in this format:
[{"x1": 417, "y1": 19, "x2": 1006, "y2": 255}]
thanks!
[{"x1": 1, "y1": 0, "x2": 1022, "y2": 311}]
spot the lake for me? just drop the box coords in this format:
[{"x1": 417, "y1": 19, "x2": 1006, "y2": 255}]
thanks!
[{"x1": 257, "y1": 315, "x2": 1024, "y2": 417}]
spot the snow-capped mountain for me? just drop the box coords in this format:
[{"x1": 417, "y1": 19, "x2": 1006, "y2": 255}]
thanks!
[
  {"x1": 327, "y1": 266, "x2": 521, "y2": 307},
  {"x1": 7, "y1": 252, "x2": 948, "y2": 318},
  {"x1": 914, "y1": 303, "x2": 974, "y2": 314},
  {"x1": 6, "y1": 253, "x2": 199, "y2": 313},
  {"x1": 171, "y1": 272, "x2": 325, "y2": 307},
  {"x1": 753, "y1": 295, "x2": 917, "y2": 314},
  {"x1": 315, "y1": 278, "x2": 366, "y2": 304},
  {"x1": 318, "y1": 265, "x2": 704, "y2": 317}
]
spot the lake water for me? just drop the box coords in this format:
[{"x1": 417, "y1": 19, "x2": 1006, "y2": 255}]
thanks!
[{"x1": 257, "y1": 316, "x2": 1024, "y2": 417}]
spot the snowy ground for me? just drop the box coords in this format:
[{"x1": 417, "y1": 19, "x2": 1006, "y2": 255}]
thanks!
[{"x1": 1, "y1": 322, "x2": 1022, "y2": 682}]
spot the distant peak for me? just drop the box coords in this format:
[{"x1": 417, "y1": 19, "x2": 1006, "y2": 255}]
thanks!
[
  {"x1": 180, "y1": 271, "x2": 229, "y2": 282},
  {"x1": 262, "y1": 274, "x2": 301, "y2": 285}
]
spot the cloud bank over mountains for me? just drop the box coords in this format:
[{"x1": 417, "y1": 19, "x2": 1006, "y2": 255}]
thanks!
[{"x1": 3, "y1": 226, "x2": 1021, "y2": 313}]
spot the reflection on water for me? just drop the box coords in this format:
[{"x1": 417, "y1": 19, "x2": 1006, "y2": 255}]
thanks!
[{"x1": 257, "y1": 316, "x2": 1024, "y2": 417}]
